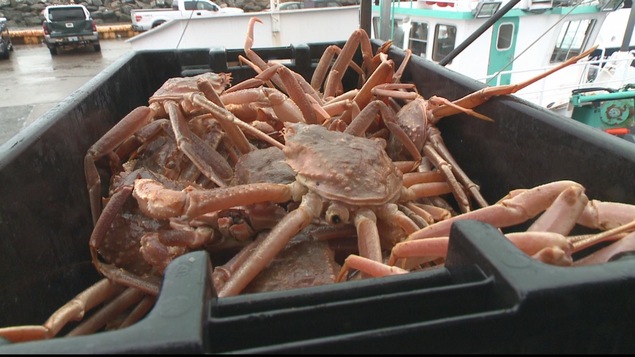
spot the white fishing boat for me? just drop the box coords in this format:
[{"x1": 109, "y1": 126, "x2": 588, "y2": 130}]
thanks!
[
  {"x1": 126, "y1": 4, "x2": 361, "y2": 50},
  {"x1": 128, "y1": 0, "x2": 634, "y2": 124},
  {"x1": 369, "y1": 0, "x2": 635, "y2": 116}
]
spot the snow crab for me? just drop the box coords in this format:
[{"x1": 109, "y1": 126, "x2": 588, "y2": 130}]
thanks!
[
  {"x1": 337, "y1": 180, "x2": 635, "y2": 280},
  {"x1": 133, "y1": 122, "x2": 455, "y2": 297},
  {"x1": 0, "y1": 18, "x2": 623, "y2": 344}
]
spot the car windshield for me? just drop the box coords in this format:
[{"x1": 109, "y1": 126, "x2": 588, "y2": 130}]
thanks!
[{"x1": 49, "y1": 8, "x2": 86, "y2": 21}]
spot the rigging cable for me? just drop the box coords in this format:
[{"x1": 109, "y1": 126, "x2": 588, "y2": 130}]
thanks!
[
  {"x1": 175, "y1": 0, "x2": 199, "y2": 49},
  {"x1": 486, "y1": 0, "x2": 591, "y2": 85}
]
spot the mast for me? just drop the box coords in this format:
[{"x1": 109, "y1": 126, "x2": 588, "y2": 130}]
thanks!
[{"x1": 620, "y1": 2, "x2": 635, "y2": 51}]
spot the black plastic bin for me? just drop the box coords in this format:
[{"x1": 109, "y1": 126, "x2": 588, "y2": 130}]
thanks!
[{"x1": 1, "y1": 40, "x2": 635, "y2": 353}]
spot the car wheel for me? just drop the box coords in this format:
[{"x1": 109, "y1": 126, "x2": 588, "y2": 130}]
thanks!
[
  {"x1": 49, "y1": 47, "x2": 58, "y2": 56},
  {"x1": 152, "y1": 20, "x2": 166, "y2": 28},
  {"x1": 94, "y1": 44, "x2": 101, "y2": 52}
]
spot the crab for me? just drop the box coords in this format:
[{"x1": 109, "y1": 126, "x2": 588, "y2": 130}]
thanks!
[
  {"x1": 351, "y1": 43, "x2": 602, "y2": 214},
  {"x1": 1, "y1": 18, "x2": 613, "y2": 344},
  {"x1": 131, "y1": 122, "x2": 459, "y2": 297},
  {"x1": 89, "y1": 146, "x2": 302, "y2": 297},
  {"x1": 84, "y1": 72, "x2": 239, "y2": 223},
  {"x1": 336, "y1": 180, "x2": 635, "y2": 280}
]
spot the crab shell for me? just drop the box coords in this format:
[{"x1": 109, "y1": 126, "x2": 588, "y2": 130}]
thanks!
[
  {"x1": 282, "y1": 123, "x2": 403, "y2": 206},
  {"x1": 149, "y1": 72, "x2": 232, "y2": 100}
]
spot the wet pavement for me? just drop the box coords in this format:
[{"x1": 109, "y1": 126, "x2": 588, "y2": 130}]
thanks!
[{"x1": 0, "y1": 39, "x2": 133, "y2": 145}]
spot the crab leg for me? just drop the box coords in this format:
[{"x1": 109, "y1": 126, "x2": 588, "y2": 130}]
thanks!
[
  {"x1": 407, "y1": 180, "x2": 635, "y2": 244},
  {"x1": 405, "y1": 201, "x2": 452, "y2": 223},
  {"x1": 574, "y1": 230, "x2": 635, "y2": 266},
  {"x1": 212, "y1": 232, "x2": 269, "y2": 291},
  {"x1": 231, "y1": 57, "x2": 278, "y2": 91},
  {"x1": 431, "y1": 45, "x2": 599, "y2": 120},
  {"x1": 353, "y1": 208, "x2": 383, "y2": 263},
  {"x1": 406, "y1": 180, "x2": 587, "y2": 240},
  {"x1": 190, "y1": 93, "x2": 284, "y2": 150},
  {"x1": 351, "y1": 59, "x2": 395, "y2": 111},
  {"x1": 337, "y1": 230, "x2": 574, "y2": 281},
  {"x1": 222, "y1": 87, "x2": 304, "y2": 123},
  {"x1": 323, "y1": 29, "x2": 375, "y2": 99},
  {"x1": 218, "y1": 191, "x2": 323, "y2": 297},
  {"x1": 422, "y1": 141, "x2": 470, "y2": 212},
  {"x1": 311, "y1": 44, "x2": 343, "y2": 91},
  {"x1": 0, "y1": 279, "x2": 122, "y2": 342},
  {"x1": 132, "y1": 178, "x2": 300, "y2": 220},
  {"x1": 527, "y1": 183, "x2": 588, "y2": 235},
  {"x1": 348, "y1": 82, "x2": 394, "y2": 130},
  {"x1": 84, "y1": 106, "x2": 154, "y2": 224},
  {"x1": 274, "y1": 64, "x2": 320, "y2": 124},
  {"x1": 393, "y1": 231, "x2": 573, "y2": 267},
  {"x1": 243, "y1": 17, "x2": 287, "y2": 91},
  {"x1": 346, "y1": 100, "x2": 422, "y2": 162},
  {"x1": 118, "y1": 295, "x2": 157, "y2": 329},
  {"x1": 336, "y1": 255, "x2": 408, "y2": 282},
  {"x1": 66, "y1": 287, "x2": 146, "y2": 337},
  {"x1": 426, "y1": 127, "x2": 488, "y2": 208},
  {"x1": 164, "y1": 100, "x2": 233, "y2": 187}
]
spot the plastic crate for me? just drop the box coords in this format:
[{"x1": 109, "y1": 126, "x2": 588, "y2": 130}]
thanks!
[{"x1": 1, "y1": 40, "x2": 635, "y2": 353}]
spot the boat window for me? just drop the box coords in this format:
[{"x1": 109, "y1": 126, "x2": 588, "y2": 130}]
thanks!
[
  {"x1": 496, "y1": 23, "x2": 514, "y2": 51},
  {"x1": 49, "y1": 7, "x2": 87, "y2": 21},
  {"x1": 550, "y1": 19, "x2": 596, "y2": 63},
  {"x1": 373, "y1": 16, "x2": 379, "y2": 38},
  {"x1": 409, "y1": 22, "x2": 428, "y2": 57},
  {"x1": 432, "y1": 24, "x2": 456, "y2": 62},
  {"x1": 197, "y1": 1, "x2": 217, "y2": 11},
  {"x1": 372, "y1": 16, "x2": 405, "y2": 48},
  {"x1": 183, "y1": 1, "x2": 218, "y2": 11},
  {"x1": 393, "y1": 19, "x2": 405, "y2": 49}
]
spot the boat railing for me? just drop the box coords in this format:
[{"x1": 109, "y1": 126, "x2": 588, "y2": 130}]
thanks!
[
  {"x1": 480, "y1": 50, "x2": 635, "y2": 107},
  {"x1": 390, "y1": 0, "x2": 598, "y2": 12},
  {"x1": 390, "y1": 0, "x2": 480, "y2": 12}
]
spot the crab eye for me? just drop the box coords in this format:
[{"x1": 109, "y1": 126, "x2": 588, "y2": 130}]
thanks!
[{"x1": 325, "y1": 202, "x2": 349, "y2": 225}]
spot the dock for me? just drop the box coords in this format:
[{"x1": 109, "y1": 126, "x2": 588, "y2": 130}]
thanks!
[{"x1": 8, "y1": 23, "x2": 139, "y2": 45}]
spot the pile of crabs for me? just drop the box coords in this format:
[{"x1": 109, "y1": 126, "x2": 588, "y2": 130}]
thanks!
[{"x1": 3, "y1": 18, "x2": 635, "y2": 342}]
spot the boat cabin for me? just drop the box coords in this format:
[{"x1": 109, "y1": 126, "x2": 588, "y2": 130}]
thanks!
[{"x1": 371, "y1": 0, "x2": 629, "y2": 108}]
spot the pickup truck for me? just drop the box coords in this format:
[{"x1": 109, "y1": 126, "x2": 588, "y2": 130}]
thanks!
[
  {"x1": 131, "y1": 0, "x2": 244, "y2": 32},
  {"x1": 41, "y1": 4, "x2": 101, "y2": 55}
]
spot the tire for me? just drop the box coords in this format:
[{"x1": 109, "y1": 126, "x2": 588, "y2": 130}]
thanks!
[
  {"x1": 94, "y1": 44, "x2": 101, "y2": 52},
  {"x1": 151, "y1": 20, "x2": 166, "y2": 29},
  {"x1": 49, "y1": 47, "x2": 58, "y2": 56}
]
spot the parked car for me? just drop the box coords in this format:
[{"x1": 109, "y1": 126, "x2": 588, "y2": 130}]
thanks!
[
  {"x1": 278, "y1": 1, "x2": 304, "y2": 10},
  {"x1": 278, "y1": 0, "x2": 342, "y2": 10},
  {"x1": 0, "y1": 17, "x2": 13, "y2": 60},
  {"x1": 41, "y1": 4, "x2": 100, "y2": 55},
  {"x1": 304, "y1": 0, "x2": 343, "y2": 8}
]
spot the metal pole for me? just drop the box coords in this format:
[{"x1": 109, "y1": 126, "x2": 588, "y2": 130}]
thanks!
[
  {"x1": 270, "y1": 0, "x2": 280, "y2": 46},
  {"x1": 360, "y1": 0, "x2": 372, "y2": 36},
  {"x1": 379, "y1": 0, "x2": 392, "y2": 41},
  {"x1": 438, "y1": 0, "x2": 520, "y2": 66},
  {"x1": 620, "y1": 4, "x2": 635, "y2": 51}
]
